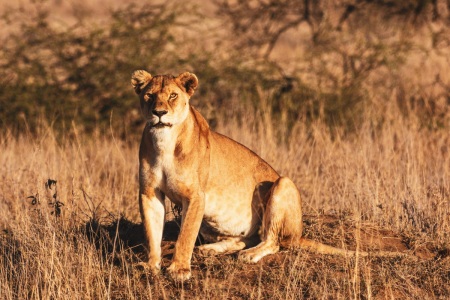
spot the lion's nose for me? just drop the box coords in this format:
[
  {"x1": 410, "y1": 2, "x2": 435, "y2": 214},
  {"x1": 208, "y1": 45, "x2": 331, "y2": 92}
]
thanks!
[{"x1": 152, "y1": 109, "x2": 168, "y2": 117}]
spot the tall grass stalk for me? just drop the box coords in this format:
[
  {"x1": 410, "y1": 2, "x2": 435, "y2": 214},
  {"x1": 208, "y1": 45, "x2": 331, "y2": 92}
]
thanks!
[{"x1": 1, "y1": 101, "x2": 448, "y2": 298}]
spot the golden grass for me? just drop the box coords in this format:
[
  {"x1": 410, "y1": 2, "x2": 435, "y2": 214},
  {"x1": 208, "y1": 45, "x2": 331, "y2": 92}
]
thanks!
[
  {"x1": 1, "y1": 104, "x2": 449, "y2": 299},
  {"x1": 1, "y1": 0, "x2": 449, "y2": 298}
]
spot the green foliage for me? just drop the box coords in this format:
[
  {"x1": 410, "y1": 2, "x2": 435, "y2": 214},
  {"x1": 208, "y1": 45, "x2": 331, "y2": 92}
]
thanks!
[
  {"x1": 0, "y1": 1, "x2": 282, "y2": 137},
  {"x1": 0, "y1": 0, "x2": 448, "y2": 138},
  {"x1": 0, "y1": 1, "x2": 207, "y2": 136}
]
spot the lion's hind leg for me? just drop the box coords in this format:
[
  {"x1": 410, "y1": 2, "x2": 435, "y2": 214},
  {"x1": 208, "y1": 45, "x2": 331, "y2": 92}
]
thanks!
[{"x1": 239, "y1": 177, "x2": 303, "y2": 263}]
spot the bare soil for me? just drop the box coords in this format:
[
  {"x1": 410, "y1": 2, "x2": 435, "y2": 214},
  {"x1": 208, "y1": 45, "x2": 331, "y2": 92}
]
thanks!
[{"x1": 85, "y1": 214, "x2": 449, "y2": 299}]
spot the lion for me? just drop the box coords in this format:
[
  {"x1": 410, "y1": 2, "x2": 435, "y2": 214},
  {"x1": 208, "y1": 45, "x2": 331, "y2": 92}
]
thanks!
[{"x1": 131, "y1": 70, "x2": 398, "y2": 282}]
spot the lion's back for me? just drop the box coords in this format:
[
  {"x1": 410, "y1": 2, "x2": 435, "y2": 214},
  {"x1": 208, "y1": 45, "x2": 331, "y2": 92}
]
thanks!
[{"x1": 207, "y1": 131, "x2": 279, "y2": 189}]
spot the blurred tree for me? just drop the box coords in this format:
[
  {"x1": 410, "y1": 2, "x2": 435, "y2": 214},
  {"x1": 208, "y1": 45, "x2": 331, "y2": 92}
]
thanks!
[
  {"x1": 0, "y1": 1, "x2": 202, "y2": 136},
  {"x1": 0, "y1": 0, "x2": 448, "y2": 137},
  {"x1": 213, "y1": 0, "x2": 447, "y2": 132},
  {"x1": 215, "y1": 0, "x2": 447, "y2": 58}
]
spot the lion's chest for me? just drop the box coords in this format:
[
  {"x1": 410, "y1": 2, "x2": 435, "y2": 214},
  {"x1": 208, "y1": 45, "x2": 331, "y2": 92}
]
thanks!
[
  {"x1": 142, "y1": 132, "x2": 186, "y2": 203},
  {"x1": 147, "y1": 154, "x2": 183, "y2": 202}
]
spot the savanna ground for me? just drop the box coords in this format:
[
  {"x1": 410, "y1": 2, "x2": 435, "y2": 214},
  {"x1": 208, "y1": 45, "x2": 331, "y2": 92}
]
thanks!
[
  {"x1": 1, "y1": 108, "x2": 449, "y2": 299},
  {"x1": 1, "y1": 0, "x2": 450, "y2": 299}
]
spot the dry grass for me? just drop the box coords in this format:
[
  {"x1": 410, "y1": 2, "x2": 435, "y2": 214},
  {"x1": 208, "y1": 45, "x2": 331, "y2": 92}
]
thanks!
[
  {"x1": 0, "y1": 1, "x2": 449, "y2": 297},
  {"x1": 1, "y1": 103, "x2": 449, "y2": 299}
]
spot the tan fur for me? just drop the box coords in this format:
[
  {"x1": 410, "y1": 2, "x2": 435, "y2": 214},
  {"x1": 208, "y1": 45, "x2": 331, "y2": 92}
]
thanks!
[{"x1": 131, "y1": 70, "x2": 400, "y2": 282}]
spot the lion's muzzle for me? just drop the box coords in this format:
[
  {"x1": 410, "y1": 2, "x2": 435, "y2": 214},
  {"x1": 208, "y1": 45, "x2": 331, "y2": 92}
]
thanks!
[{"x1": 152, "y1": 109, "x2": 168, "y2": 117}]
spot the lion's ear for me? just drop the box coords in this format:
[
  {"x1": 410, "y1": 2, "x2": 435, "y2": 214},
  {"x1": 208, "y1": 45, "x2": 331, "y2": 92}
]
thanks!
[
  {"x1": 177, "y1": 72, "x2": 198, "y2": 97},
  {"x1": 131, "y1": 70, "x2": 152, "y2": 94}
]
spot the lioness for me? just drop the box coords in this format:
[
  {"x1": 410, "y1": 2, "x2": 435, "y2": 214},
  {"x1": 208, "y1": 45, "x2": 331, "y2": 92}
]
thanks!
[{"x1": 131, "y1": 70, "x2": 364, "y2": 282}]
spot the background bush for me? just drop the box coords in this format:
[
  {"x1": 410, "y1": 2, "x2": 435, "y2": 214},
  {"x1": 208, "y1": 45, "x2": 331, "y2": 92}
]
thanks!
[{"x1": 0, "y1": 0, "x2": 449, "y2": 137}]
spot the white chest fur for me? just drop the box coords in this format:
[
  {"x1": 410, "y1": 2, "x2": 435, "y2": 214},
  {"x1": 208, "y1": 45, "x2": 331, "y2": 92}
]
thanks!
[
  {"x1": 149, "y1": 126, "x2": 177, "y2": 152},
  {"x1": 146, "y1": 126, "x2": 179, "y2": 193}
]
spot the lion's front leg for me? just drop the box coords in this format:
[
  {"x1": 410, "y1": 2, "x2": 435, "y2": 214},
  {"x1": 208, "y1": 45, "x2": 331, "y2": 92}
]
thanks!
[
  {"x1": 139, "y1": 188, "x2": 165, "y2": 273},
  {"x1": 167, "y1": 192, "x2": 205, "y2": 282}
]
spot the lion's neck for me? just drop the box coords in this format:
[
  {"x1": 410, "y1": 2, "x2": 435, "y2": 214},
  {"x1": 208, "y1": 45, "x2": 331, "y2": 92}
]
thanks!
[
  {"x1": 148, "y1": 126, "x2": 177, "y2": 154},
  {"x1": 148, "y1": 109, "x2": 196, "y2": 156}
]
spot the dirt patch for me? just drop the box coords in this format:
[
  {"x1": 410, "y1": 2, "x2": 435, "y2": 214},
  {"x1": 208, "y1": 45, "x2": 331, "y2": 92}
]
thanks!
[
  {"x1": 302, "y1": 214, "x2": 439, "y2": 260},
  {"x1": 80, "y1": 214, "x2": 448, "y2": 299}
]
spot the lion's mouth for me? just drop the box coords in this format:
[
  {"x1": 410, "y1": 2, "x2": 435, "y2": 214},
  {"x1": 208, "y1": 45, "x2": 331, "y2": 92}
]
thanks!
[{"x1": 151, "y1": 121, "x2": 173, "y2": 129}]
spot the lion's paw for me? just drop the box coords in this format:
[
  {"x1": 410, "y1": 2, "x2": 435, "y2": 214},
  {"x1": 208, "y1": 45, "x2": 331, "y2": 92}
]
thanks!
[
  {"x1": 238, "y1": 243, "x2": 279, "y2": 263},
  {"x1": 135, "y1": 258, "x2": 161, "y2": 275},
  {"x1": 167, "y1": 262, "x2": 192, "y2": 282},
  {"x1": 197, "y1": 245, "x2": 220, "y2": 256},
  {"x1": 238, "y1": 249, "x2": 262, "y2": 263}
]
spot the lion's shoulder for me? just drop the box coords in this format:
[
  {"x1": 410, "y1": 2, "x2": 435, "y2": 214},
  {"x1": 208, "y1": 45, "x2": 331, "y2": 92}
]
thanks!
[{"x1": 190, "y1": 106, "x2": 210, "y2": 138}]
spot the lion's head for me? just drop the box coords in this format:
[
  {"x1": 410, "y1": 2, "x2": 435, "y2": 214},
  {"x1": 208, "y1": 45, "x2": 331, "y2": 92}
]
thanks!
[{"x1": 131, "y1": 70, "x2": 198, "y2": 129}]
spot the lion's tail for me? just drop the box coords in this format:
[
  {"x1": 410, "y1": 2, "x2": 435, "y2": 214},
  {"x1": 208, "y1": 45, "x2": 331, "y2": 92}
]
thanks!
[
  {"x1": 282, "y1": 238, "x2": 413, "y2": 258},
  {"x1": 281, "y1": 238, "x2": 368, "y2": 257}
]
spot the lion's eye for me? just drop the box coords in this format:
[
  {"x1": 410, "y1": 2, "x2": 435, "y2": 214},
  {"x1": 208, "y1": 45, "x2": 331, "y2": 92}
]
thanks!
[
  {"x1": 145, "y1": 93, "x2": 153, "y2": 101},
  {"x1": 169, "y1": 93, "x2": 178, "y2": 100}
]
